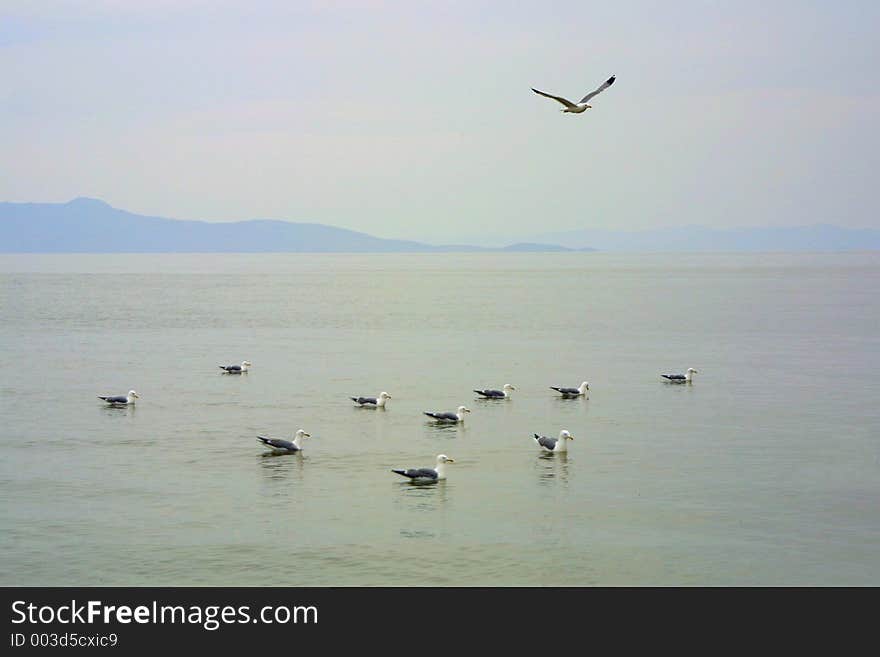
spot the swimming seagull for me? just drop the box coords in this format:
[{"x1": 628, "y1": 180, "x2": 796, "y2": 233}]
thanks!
[
  {"x1": 661, "y1": 368, "x2": 698, "y2": 384},
  {"x1": 534, "y1": 430, "x2": 575, "y2": 453},
  {"x1": 392, "y1": 454, "x2": 455, "y2": 482},
  {"x1": 351, "y1": 392, "x2": 392, "y2": 408},
  {"x1": 256, "y1": 429, "x2": 311, "y2": 454},
  {"x1": 98, "y1": 390, "x2": 139, "y2": 405},
  {"x1": 424, "y1": 406, "x2": 471, "y2": 423},
  {"x1": 531, "y1": 75, "x2": 616, "y2": 114},
  {"x1": 550, "y1": 382, "x2": 589, "y2": 398},
  {"x1": 474, "y1": 384, "x2": 516, "y2": 399},
  {"x1": 219, "y1": 360, "x2": 252, "y2": 373}
]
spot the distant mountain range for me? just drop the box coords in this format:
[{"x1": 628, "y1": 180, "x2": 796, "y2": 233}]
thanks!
[
  {"x1": 1, "y1": 198, "x2": 877, "y2": 253},
  {"x1": 532, "y1": 224, "x2": 880, "y2": 252},
  {"x1": 0, "y1": 198, "x2": 583, "y2": 253}
]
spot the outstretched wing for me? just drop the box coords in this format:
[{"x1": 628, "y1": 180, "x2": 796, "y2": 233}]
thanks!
[
  {"x1": 579, "y1": 75, "x2": 616, "y2": 104},
  {"x1": 531, "y1": 88, "x2": 578, "y2": 109}
]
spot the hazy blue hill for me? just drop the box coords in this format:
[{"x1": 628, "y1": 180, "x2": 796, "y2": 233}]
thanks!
[
  {"x1": 0, "y1": 198, "x2": 589, "y2": 253},
  {"x1": 0, "y1": 198, "x2": 444, "y2": 253},
  {"x1": 501, "y1": 242, "x2": 576, "y2": 252},
  {"x1": 533, "y1": 224, "x2": 880, "y2": 252}
]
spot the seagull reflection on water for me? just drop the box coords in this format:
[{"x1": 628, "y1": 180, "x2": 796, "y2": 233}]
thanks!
[
  {"x1": 424, "y1": 422, "x2": 467, "y2": 439},
  {"x1": 101, "y1": 404, "x2": 135, "y2": 416},
  {"x1": 258, "y1": 450, "x2": 305, "y2": 480},
  {"x1": 537, "y1": 451, "x2": 570, "y2": 487}
]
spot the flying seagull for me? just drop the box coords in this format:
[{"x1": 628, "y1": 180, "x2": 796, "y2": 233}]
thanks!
[
  {"x1": 424, "y1": 406, "x2": 471, "y2": 423},
  {"x1": 550, "y1": 382, "x2": 589, "y2": 398},
  {"x1": 533, "y1": 430, "x2": 575, "y2": 453},
  {"x1": 392, "y1": 454, "x2": 455, "y2": 482},
  {"x1": 98, "y1": 390, "x2": 139, "y2": 405},
  {"x1": 220, "y1": 360, "x2": 252, "y2": 373},
  {"x1": 474, "y1": 384, "x2": 516, "y2": 399},
  {"x1": 351, "y1": 392, "x2": 392, "y2": 408},
  {"x1": 256, "y1": 429, "x2": 311, "y2": 454},
  {"x1": 661, "y1": 368, "x2": 698, "y2": 384},
  {"x1": 532, "y1": 75, "x2": 616, "y2": 113}
]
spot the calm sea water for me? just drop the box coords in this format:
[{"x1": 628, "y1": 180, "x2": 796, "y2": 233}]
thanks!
[{"x1": 1, "y1": 252, "x2": 878, "y2": 586}]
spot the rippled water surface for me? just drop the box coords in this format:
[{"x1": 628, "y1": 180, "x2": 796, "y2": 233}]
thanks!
[{"x1": 1, "y1": 252, "x2": 878, "y2": 585}]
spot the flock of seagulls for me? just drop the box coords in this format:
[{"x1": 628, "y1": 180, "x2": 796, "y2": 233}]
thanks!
[
  {"x1": 98, "y1": 360, "x2": 699, "y2": 482},
  {"x1": 92, "y1": 74, "x2": 673, "y2": 484}
]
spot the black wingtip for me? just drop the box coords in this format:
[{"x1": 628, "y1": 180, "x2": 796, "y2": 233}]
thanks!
[{"x1": 607, "y1": 75, "x2": 616, "y2": 85}]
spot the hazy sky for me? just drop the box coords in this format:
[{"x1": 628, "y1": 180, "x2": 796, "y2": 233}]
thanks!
[{"x1": 2, "y1": 1, "x2": 877, "y2": 244}]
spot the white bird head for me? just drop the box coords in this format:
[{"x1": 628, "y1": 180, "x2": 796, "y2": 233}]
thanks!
[
  {"x1": 294, "y1": 429, "x2": 311, "y2": 441},
  {"x1": 579, "y1": 382, "x2": 590, "y2": 393},
  {"x1": 687, "y1": 368, "x2": 698, "y2": 374},
  {"x1": 379, "y1": 392, "x2": 391, "y2": 400},
  {"x1": 457, "y1": 406, "x2": 471, "y2": 415},
  {"x1": 503, "y1": 384, "x2": 516, "y2": 392},
  {"x1": 436, "y1": 454, "x2": 455, "y2": 464},
  {"x1": 560, "y1": 430, "x2": 574, "y2": 441},
  {"x1": 128, "y1": 390, "x2": 139, "y2": 399},
  {"x1": 241, "y1": 361, "x2": 252, "y2": 369}
]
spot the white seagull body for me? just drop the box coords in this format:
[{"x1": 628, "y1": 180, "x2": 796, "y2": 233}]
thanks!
[
  {"x1": 351, "y1": 391, "x2": 392, "y2": 408},
  {"x1": 550, "y1": 382, "x2": 589, "y2": 398},
  {"x1": 220, "y1": 360, "x2": 252, "y2": 373},
  {"x1": 474, "y1": 384, "x2": 516, "y2": 399},
  {"x1": 534, "y1": 430, "x2": 575, "y2": 453},
  {"x1": 257, "y1": 429, "x2": 311, "y2": 454},
  {"x1": 98, "y1": 390, "x2": 139, "y2": 405},
  {"x1": 662, "y1": 368, "x2": 698, "y2": 384},
  {"x1": 424, "y1": 405, "x2": 471, "y2": 423},
  {"x1": 392, "y1": 454, "x2": 455, "y2": 482},
  {"x1": 532, "y1": 75, "x2": 616, "y2": 113}
]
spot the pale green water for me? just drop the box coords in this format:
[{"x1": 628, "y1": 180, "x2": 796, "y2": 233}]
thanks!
[{"x1": 1, "y1": 252, "x2": 878, "y2": 585}]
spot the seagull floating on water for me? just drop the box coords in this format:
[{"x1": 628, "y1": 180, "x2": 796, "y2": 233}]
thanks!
[
  {"x1": 534, "y1": 430, "x2": 575, "y2": 453},
  {"x1": 98, "y1": 390, "x2": 139, "y2": 405},
  {"x1": 392, "y1": 454, "x2": 455, "y2": 482},
  {"x1": 474, "y1": 384, "x2": 516, "y2": 399},
  {"x1": 662, "y1": 368, "x2": 698, "y2": 384},
  {"x1": 219, "y1": 360, "x2": 252, "y2": 374},
  {"x1": 256, "y1": 429, "x2": 311, "y2": 454},
  {"x1": 424, "y1": 406, "x2": 471, "y2": 423},
  {"x1": 550, "y1": 382, "x2": 589, "y2": 398},
  {"x1": 351, "y1": 392, "x2": 392, "y2": 408},
  {"x1": 532, "y1": 75, "x2": 616, "y2": 114}
]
